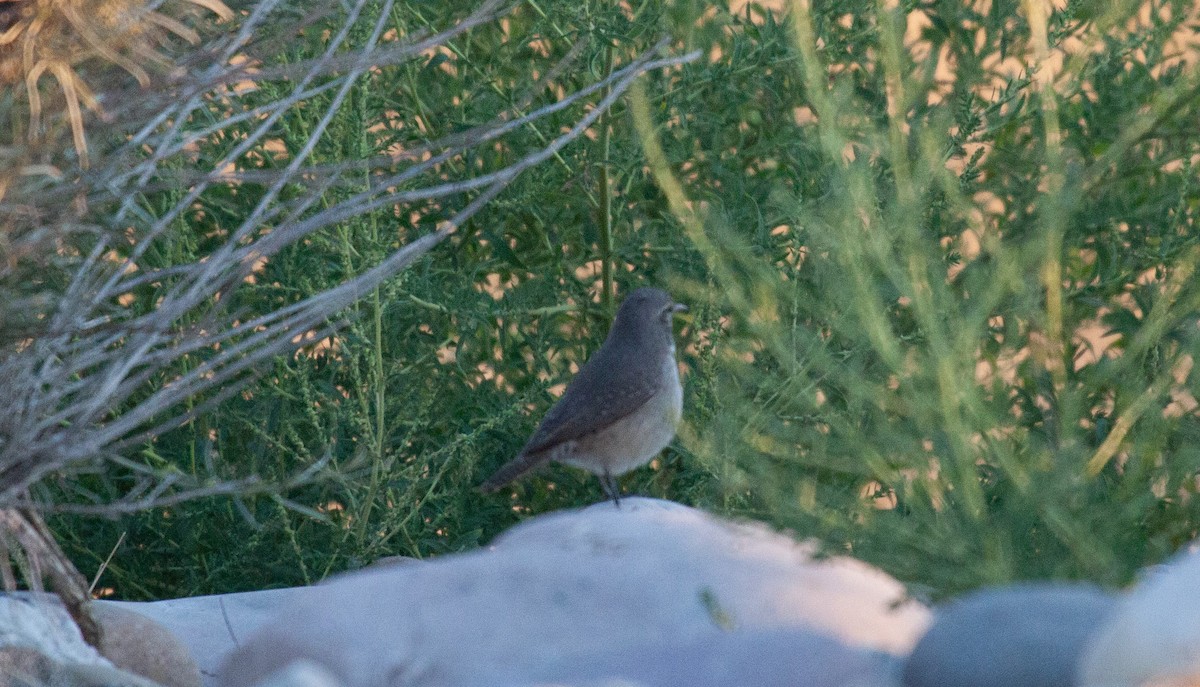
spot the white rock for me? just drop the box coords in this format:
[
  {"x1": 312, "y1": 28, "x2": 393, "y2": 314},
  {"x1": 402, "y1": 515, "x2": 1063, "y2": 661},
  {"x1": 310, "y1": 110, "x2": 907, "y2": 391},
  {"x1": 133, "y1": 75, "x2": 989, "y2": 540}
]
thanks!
[
  {"x1": 471, "y1": 627, "x2": 902, "y2": 687},
  {"x1": 217, "y1": 498, "x2": 929, "y2": 687},
  {"x1": 251, "y1": 660, "x2": 345, "y2": 687},
  {"x1": 1078, "y1": 545, "x2": 1200, "y2": 687}
]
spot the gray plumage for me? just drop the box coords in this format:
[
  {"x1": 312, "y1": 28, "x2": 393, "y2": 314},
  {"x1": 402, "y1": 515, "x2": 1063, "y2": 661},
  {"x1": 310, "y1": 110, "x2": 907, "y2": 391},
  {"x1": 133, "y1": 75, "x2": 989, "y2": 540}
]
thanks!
[{"x1": 480, "y1": 287, "x2": 687, "y2": 504}]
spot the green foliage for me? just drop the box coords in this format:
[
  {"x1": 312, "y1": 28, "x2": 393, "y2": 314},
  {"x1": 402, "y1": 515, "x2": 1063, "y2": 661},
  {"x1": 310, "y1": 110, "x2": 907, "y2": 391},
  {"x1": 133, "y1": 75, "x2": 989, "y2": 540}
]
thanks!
[
  {"x1": 52, "y1": 0, "x2": 706, "y2": 598},
  {"x1": 660, "y1": 0, "x2": 1200, "y2": 596},
  {"x1": 49, "y1": 0, "x2": 1200, "y2": 602}
]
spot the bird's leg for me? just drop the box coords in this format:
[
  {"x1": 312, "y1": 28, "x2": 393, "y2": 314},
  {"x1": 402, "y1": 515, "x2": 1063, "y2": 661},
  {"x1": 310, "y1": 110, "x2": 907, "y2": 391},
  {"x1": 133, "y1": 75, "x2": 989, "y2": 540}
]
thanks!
[{"x1": 600, "y1": 470, "x2": 621, "y2": 507}]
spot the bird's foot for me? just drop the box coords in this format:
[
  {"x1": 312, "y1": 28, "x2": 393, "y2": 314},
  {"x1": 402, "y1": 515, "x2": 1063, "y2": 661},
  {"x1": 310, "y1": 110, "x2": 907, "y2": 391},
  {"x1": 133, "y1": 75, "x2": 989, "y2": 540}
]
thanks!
[{"x1": 600, "y1": 471, "x2": 621, "y2": 507}]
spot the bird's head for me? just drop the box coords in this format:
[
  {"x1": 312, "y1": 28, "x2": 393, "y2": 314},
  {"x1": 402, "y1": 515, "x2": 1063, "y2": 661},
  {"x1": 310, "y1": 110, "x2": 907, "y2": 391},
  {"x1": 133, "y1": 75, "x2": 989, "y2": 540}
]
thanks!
[{"x1": 615, "y1": 287, "x2": 687, "y2": 341}]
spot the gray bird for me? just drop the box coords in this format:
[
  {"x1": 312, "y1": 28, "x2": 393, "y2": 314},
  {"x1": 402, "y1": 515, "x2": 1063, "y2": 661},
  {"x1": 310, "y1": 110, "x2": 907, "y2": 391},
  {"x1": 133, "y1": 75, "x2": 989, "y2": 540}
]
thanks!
[{"x1": 480, "y1": 287, "x2": 687, "y2": 505}]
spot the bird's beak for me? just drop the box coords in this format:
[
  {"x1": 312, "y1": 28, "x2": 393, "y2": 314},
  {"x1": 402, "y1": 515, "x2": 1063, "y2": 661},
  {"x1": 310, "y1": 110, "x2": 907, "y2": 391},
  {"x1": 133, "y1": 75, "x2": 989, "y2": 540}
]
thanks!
[{"x1": 670, "y1": 303, "x2": 688, "y2": 314}]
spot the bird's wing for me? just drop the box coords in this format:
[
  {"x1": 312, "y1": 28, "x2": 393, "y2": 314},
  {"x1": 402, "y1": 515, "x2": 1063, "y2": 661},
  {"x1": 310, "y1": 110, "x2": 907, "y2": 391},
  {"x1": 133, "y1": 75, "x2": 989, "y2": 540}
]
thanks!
[{"x1": 519, "y1": 343, "x2": 661, "y2": 457}]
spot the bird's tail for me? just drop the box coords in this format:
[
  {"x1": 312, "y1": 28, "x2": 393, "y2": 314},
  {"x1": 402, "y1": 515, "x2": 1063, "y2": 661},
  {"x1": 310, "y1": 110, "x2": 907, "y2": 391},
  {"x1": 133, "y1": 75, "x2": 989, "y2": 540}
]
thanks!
[{"x1": 479, "y1": 453, "x2": 546, "y2": 493}]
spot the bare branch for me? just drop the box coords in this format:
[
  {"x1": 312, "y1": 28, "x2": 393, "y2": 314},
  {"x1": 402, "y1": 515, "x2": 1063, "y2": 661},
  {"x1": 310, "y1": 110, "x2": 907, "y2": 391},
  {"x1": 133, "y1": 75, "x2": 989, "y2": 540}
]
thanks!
[{"x1": 0, "y1": 0, "x2": 700, "y2": 520}]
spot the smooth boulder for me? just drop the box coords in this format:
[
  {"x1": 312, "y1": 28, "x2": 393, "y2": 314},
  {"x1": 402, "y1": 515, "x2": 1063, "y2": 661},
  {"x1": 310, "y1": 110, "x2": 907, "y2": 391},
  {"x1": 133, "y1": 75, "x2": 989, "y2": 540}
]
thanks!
[
  {"x1": 92, "y1": 602, "x2": 202, "y2": 687},
  {"x1": 217, "y1": 498, "x2": 929, "y2": 687},
  {"x1": 1078, "y1": 545, "x2": 1200, "y2": 686},
  {"x1": 902, "y1": 583, "x2": 1116, "y2": 687},
  {"x1": 470, "y1": 628, "x2": 902, "y2": 687}
]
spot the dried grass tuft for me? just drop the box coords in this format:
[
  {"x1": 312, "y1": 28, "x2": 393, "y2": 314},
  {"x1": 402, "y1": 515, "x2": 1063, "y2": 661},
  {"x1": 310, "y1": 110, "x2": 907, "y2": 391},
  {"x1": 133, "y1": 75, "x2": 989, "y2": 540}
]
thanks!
[{"x1": 0, "y1": 0, "x2": 232, "y2": 167}]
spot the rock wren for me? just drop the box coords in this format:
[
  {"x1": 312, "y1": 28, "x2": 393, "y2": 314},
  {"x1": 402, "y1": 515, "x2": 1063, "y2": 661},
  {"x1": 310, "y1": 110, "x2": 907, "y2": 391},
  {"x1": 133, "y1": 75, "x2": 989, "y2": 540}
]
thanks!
[{"x1": 480, "y1": 287, "x2": 687, "y2": 505}]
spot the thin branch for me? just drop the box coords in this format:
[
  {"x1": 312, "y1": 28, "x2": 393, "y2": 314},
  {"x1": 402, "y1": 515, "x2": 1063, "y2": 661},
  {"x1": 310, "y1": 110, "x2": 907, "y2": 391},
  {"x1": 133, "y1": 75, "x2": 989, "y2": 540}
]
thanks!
[{"x1": 0, "y1": 0, "x2": 698, "y2": 522}]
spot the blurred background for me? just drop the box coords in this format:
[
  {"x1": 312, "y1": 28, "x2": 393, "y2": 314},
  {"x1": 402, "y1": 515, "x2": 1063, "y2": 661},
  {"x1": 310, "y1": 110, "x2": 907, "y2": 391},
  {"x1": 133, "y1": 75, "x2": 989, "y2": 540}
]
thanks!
[{"x1": 3, "y1": 0, "x2": 1199, "y2": 603}]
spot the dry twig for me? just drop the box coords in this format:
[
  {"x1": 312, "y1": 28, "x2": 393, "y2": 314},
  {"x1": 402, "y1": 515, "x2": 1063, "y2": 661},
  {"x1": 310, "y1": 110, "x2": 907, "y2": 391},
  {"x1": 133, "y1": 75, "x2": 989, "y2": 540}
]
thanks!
[{"x1": 0, "y1": 0, "x2": 698, "y2": 647}]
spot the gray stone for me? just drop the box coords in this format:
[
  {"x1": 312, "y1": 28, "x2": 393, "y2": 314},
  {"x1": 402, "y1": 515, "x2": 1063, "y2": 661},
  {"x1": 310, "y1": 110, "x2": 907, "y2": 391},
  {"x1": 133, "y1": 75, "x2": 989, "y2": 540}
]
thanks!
[{"x1": 902, "y1": 583, "x2": 1116, "y2": 687}]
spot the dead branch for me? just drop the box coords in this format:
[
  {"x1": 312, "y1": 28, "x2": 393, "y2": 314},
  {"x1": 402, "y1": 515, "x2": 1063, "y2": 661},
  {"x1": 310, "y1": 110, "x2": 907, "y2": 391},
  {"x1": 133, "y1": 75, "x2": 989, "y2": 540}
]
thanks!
[{"x1": 0, "y1": 0, "x2": 699, "y2": 521}]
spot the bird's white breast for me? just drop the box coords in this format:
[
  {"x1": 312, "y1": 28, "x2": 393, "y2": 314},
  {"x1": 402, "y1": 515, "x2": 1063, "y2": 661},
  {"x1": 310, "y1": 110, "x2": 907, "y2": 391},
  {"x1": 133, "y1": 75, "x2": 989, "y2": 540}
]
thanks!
[{"x1": 561, "y1": 352, "x2": 683, "y2": 477}]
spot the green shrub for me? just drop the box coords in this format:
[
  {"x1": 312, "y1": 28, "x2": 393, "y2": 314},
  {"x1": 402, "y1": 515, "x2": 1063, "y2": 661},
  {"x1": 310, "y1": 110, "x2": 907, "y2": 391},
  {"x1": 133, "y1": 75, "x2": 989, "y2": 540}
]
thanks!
[
  {"x1": 48, "y1": 0, "x2": 1200, "y2": 601},
  {"x1": 649, "y1": 0, "x2": 1200, "y2": 596},
  {"x1": 51, "y1": 0, "x2": 704, "y2": 597}
]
